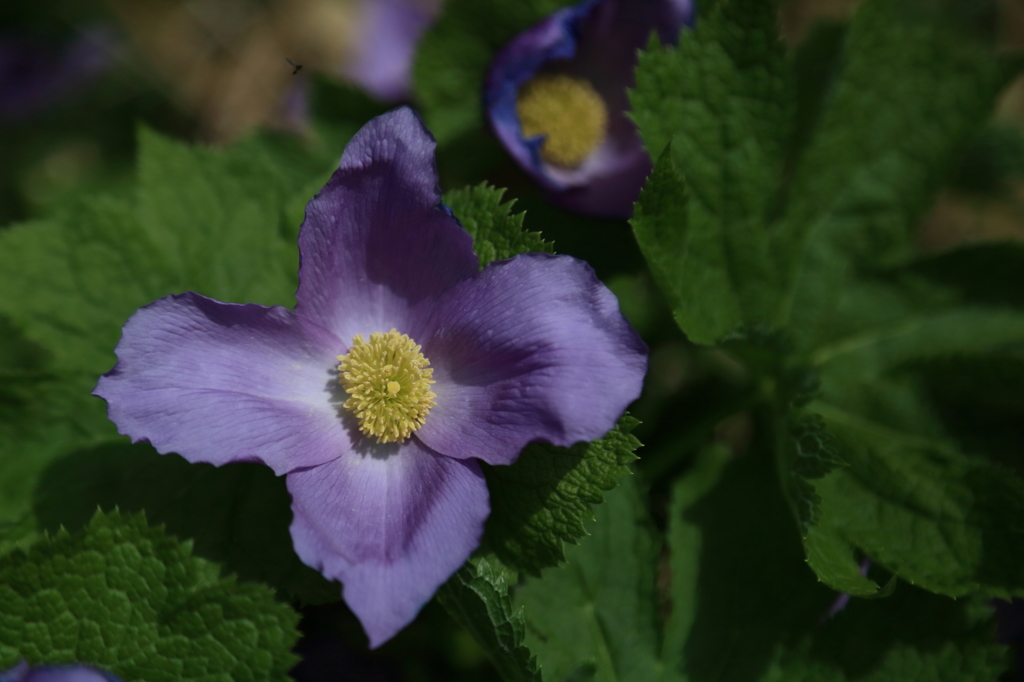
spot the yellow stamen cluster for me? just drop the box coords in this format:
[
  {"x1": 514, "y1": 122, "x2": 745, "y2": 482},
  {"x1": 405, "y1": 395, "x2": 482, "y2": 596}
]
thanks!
[
  {"x1": 516, "y1": 74, "x2": 609, "y2": 168},
  {"x1": 337, "y1": 329, "x2": 436, "y2": 443}
]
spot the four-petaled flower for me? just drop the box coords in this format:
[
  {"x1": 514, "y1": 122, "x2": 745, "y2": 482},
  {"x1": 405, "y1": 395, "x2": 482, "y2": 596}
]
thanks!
[
  {"x1": 484, "y1": 0, "x2": 694, "y2": 219},
  {"x1": 94, "y1": 107, "x2": 647, "y2": 646}
]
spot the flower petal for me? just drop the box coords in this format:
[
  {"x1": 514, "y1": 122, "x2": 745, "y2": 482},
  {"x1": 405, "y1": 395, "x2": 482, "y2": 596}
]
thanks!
[
  {"x1": 1, "y1": 662, "x2": 121, "y2": 682},
  {"x1": 22, "y1": 667, "x2": 121, "y2": 682},
  {"x1": 295, "y1": 106, "x2": 479, "y2": 343},
  {"x1": 94, "y1": 292, "x2": 355, "y2": 476},
  {"x1": 287, "y1": 439, "x2": 488, "y2": 648},
  {"x1": 415, "y1": 253, "x2": 647, "y2": 465},
  {"x1": 484, "y1": 0, "x2": 694, "y2": 218},
  {"x1": 341, "y1": 0, "x2": 440, "y2": 102}
]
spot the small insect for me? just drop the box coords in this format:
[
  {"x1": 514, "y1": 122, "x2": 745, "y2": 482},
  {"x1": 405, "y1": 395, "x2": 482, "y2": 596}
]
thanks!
[{"x1": 285, "y1": 58, "x2": 303, "y2": 75}]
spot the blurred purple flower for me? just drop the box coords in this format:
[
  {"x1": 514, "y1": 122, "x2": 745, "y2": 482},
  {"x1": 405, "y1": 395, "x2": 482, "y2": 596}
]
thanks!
[
  {"x1": 0, "y1": 661, "x2": 121, "y2": 682},
  {"x1": 342, "y1": 0, "x2": 441, "y2": 101},
  {"x1": 0, "y1": 26, "x2": 116, "y2": 122},
  {"x1": 94, "y1": 106, "x2": 647, "y2": 647},
  {"x1": 484, "y1": 0, "x2": 694, "y2": 219}
]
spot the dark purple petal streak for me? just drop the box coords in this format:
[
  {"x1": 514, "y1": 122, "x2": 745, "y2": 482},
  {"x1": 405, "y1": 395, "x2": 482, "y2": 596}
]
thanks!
[
  {"x1": 287, "y1": 437, "x2": 488, "y2": 647},
  {"x1": 296, "y1": 106, "x2": 479, "y2": 343},
  {"x1": 417, "y1": 253, "x2": 647, "y2": 465}
]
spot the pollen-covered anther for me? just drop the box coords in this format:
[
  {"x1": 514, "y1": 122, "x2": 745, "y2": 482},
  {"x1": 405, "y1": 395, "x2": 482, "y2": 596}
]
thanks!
[
  {"x1": 516, "y1": 74, "x2": 609, "y2": 168},
  {"x1": 337, "y1": 329, "x2": 436, "y2": 443}
]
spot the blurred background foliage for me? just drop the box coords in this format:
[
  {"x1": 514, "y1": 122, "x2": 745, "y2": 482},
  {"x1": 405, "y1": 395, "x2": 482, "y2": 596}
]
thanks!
[{"x1": 4, "y1": 0, "x2": 1024, "y2": 680}]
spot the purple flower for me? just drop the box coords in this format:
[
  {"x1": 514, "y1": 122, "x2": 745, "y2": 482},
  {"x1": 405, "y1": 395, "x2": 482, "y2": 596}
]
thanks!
[
  {"x1": 94, "y1": 107, "x2": 647, "y2": 647},
  {"x1": 342, "y1": 0, "x2": 442, "y2": 101},
  {"x1": 0, "y1": 26, "x2": 116, "y2": 122},
  {"x1": 0, "y1": 662, "x2": 121, "y2": 682},
  {"x1": 484, "y1": 0, "x2": 694, "y2": 219}
]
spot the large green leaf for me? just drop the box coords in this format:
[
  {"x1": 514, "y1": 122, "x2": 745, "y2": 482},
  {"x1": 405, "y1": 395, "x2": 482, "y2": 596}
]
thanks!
[
  {"x1": 444, "y1": 183, "x2": 554, "y2": 266},
  {"x1": 483, "y1": 416, "x2": 640, "y2": 575},
  {"x1": 668, "y1": 433, "x2": 1007, "y2": 681},
  {"x1": 0, "y1": 510, "x2": 300, "y2": 681},
  {"x1": 436, "y1": 556, "x2": 541, "y2": 682},
  {"x1": 630, "y1": 0, "x2": 790, "y2": 343},
  {"x1": 514, "y1": 474, "x2": 679, "y2": 682},
  {"x1": 0, "y1": 130, "x2": 332, "y2": 519},
  {"x1": 31, "y1": 441, "x2": 337, "y2": 605},
  {"x1": 776, "y1": 0, "x2": 1013, "y2": 350},
  {"x1": 805, "y1": 401, "x2": 1024, "y2": 600},
  {"x1": 759, "y1": 605, "x2": 1007, "y2": 682}
]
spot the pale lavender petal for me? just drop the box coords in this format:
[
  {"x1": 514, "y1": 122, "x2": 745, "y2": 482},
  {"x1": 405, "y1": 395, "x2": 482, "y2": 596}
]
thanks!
[
  {"x1": 1, "y1": 663, "x2": 121, "y2": 682},
  {"x1": 295, "y1": 106, "x2": 479, "y2": 343},
  {"x1": 287, "y1": 438, "x2": 488, "y2": 647},
  {"x1": 94, "y1": 292, "x2": 355, "y2": 476},
  {"x1": 415, "y1": 253, "x2": 647, "y2": 465},
  {"x1": 342, "y1": 0, "x2": 440, "y2": 102},
  {"x1": 0, "y1": 662, "x2": 29, "y2": 682},
  {"x1": 23, "y1": 667, "x2": 121, "y2": 682}
]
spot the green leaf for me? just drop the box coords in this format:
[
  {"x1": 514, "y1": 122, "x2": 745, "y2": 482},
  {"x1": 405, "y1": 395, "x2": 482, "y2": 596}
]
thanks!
[
  {"x1": 444, "y1": 183, "x2": 554, "y2": 267},
  {"x1": 805, "y1": 400, "x2": 1024, "y2": 599},
  {"x1": 0, "y1": 509, "x2": 300, "y2": 681},
  {"x1": 793, "y1": 297, "x2": 1024, "y2": 597},
  {"x1": 629, "y1": 146, "x2": 715, "y2": 342},
  {"x1": 436, "y1": 555, "x2": 541, "y2": 682},
  {"x1": 788, "y1": 20, "x2": 848, "y2": 173},
  {"x1": 31, "y1": 441, "x2": 338, "y2": 605},
  {"x1": 784, "y1": 411, "x2": 848, "y2": 534},
  {"x1": 0, "y1": 129, "x2": 333, "y2": 528},
  {"x1": 800, "y1": 300, "x2": 1024, "y2": 445},
  {"x1": 761, "y1": 602, "x2": 1007, "y2": 679},
  {"x1": 0, "y1": 375, "x2": 113, "y2": 524},
  {"x1": 811, "y1": 307, "x2": 1024, "y2": 369},
  {"x1": 661, "y1": 444, "x2": 733, "y2": 678},
  {"x1": 514, "y1": 474, "x2": 678, "y2": 682},
  {"x1": 665, "y1": 429, "x2": 1007, "y2": 681},
  {"x1": 776, "y1": 0, "x2": 1013, "y2": 349},
  {"x1": 0, "y1": 130, "x2": 316, "y2": 375},
  {"x1": 413, "y1": 0, "x2": 575, "y2": 144},
  {"x1": 482, "y1": 416, "x2": 640, "y2": 575},
  {"x1": 630, "y1": 0, "x2": 790, "y2": 343},
  {"x1": 677, "y1": 437, "x2": 835, "y2": 682}
]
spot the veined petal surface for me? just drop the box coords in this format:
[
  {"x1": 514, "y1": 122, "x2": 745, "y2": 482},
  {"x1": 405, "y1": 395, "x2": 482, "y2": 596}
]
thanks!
[
  {"x1": 415, "y1": 253, "x2": 647, "y2": 465},
  {"x1": 295, "y1": 106, "x2": 479, "y2": 343},
  {"x1": 94, "y1": 292, "x2": 355, "y2": 475},
  {"x1": 287, "y1": 438, "x2": 489, "y2": 647}
]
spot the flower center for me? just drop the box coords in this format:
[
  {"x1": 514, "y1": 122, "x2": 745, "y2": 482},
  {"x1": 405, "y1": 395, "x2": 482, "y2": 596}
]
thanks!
[
  {"x1": 337, "y1": 329, "x2": 436, "y2": 444},
  {"x1": 516, "y1": 74, "x2": 609, "y2": 168}
]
